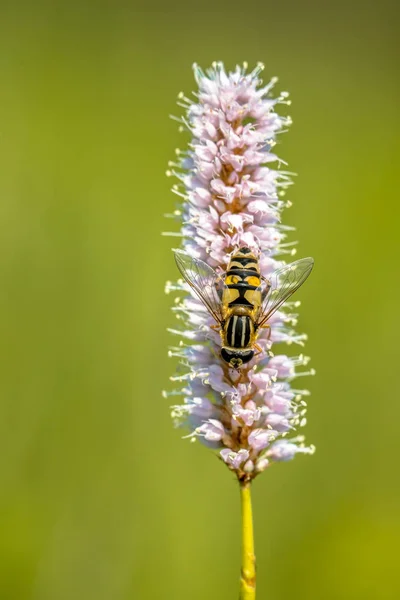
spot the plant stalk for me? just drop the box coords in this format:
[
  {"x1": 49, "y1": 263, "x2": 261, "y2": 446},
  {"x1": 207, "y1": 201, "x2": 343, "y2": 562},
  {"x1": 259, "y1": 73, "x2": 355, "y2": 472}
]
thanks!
[{"x1": 239, "y1": 480, "x2": 256, "y2": 600}]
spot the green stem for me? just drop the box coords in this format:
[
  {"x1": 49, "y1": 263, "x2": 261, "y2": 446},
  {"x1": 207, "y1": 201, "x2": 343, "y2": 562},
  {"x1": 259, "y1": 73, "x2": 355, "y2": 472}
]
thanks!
[{"x1": 239, "y1": 480, "x2": 256, "y2": 600}]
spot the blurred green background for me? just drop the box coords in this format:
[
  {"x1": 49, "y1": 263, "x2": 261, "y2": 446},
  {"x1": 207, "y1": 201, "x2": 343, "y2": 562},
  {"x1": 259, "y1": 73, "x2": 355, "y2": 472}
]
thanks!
[{"x1": 0, "y1": 1, "x2": 399, "y2": 599}]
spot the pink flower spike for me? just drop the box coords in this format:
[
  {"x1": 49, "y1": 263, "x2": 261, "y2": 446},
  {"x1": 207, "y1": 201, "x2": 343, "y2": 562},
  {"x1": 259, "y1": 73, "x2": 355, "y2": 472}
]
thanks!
[{"x1": 166, "y1": 62, "x2": 315, "y2": 480}]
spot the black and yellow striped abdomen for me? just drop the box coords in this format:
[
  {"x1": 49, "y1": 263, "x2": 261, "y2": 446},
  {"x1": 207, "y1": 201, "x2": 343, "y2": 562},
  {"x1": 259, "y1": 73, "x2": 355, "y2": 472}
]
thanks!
[{"x1": 222, "y1": 247, "x2": 262, "y2": 311}]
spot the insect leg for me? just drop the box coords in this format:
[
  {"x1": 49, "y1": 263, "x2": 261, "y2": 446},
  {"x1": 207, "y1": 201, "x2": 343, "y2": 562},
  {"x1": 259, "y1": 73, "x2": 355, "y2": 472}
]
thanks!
[
  {"x1": 254, "y1": 343, "x2": 263, "y2": 355},
  {"x1": 260, "y1": 323, "x2": 272, "y2": 340},
  {"x1": 259, "y1": 276, "x2": 271, "y2": 299}
]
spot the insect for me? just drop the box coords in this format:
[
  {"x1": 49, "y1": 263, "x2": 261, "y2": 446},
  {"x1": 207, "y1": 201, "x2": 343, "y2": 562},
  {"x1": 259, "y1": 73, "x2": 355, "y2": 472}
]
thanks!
[{"x1": 174, "y1": 247, "x2": 314, "y2": 369}]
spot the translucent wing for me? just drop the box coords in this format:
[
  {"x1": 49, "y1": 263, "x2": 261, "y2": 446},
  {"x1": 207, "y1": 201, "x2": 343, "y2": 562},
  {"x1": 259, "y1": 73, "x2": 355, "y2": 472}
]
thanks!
[
  {"x1": 174, "y1": 251, "x2": 226, "y2": 324},
  {"x1": 256, "y1": 257, "x2": 314, "y2": 329}
]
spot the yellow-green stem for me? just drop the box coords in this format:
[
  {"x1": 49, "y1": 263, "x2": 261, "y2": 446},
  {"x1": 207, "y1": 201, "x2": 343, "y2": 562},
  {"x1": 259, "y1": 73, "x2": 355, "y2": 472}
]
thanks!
[{"x1": 239, "y1": 480, "x2": 256, "y2": 600}]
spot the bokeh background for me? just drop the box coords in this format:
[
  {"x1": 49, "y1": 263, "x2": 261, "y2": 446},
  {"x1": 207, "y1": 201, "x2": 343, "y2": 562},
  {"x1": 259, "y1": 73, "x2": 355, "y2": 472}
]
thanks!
[{"x1": 0, "y1": 1, "x2": 399, "y2": 599}]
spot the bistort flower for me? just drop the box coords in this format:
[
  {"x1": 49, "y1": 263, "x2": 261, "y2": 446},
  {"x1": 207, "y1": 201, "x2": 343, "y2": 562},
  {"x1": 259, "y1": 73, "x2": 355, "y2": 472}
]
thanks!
[{"x1": 165, "y1": 61, "x2": 315, "y2": 483}]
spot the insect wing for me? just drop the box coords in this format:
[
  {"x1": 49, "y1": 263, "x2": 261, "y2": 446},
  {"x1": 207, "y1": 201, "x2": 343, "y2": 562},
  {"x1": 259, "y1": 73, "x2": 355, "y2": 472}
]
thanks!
[
  {"x1": 256, "y1": 257, "x2": 314, "y2": 328},
  {"x1": 174, "y1": 251, "x2": 225, "y2": 324}
]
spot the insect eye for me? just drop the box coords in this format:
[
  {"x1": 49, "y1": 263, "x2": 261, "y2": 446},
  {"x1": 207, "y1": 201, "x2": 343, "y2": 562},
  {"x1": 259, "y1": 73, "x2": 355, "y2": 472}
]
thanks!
[
  {"x1": 221, "y1": 348, "x2": 234, "y2": 364},
  {"x1": 240, "y1": 350, "x2": 254, "y2": 364},
  {"x1": 221, "y1": 348, "x2": 254, "y2": 367}
]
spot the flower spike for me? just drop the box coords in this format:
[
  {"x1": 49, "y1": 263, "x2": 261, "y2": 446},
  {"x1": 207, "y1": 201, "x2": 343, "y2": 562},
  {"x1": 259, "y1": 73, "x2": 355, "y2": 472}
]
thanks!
[{"x1": 166, "y1": 62, "x2": 314, "y2": 482}]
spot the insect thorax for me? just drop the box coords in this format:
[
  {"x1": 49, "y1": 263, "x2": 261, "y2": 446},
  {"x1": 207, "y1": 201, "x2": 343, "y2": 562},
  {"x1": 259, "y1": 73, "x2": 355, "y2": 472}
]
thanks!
[{"x1": 223, "y1": 314, "x2": 254, "y2": 349}]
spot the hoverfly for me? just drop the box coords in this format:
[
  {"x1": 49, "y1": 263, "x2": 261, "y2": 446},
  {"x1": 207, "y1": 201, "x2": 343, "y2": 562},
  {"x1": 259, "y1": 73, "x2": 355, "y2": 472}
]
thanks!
[{"x1": 174, "y1": 247, "x2": 314, "y2": 369}]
